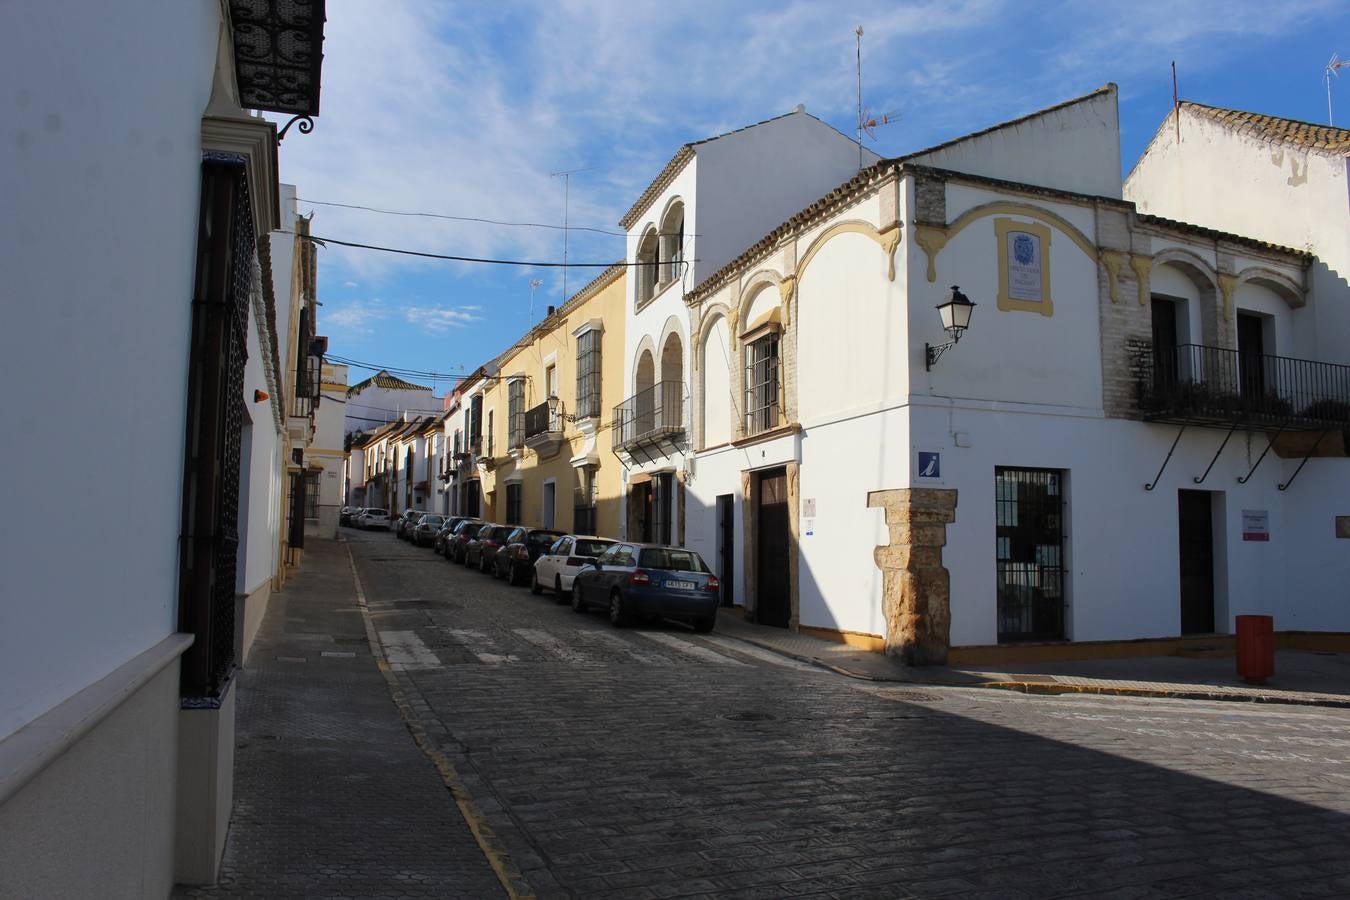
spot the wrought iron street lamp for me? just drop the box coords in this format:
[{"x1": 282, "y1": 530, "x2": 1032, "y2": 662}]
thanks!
[{"x1": 925, "y1": 285, "x2": 976, "y2": 370}]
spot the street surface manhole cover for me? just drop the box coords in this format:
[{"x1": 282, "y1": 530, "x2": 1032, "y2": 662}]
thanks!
[
  {"x1": 722, "y1": 711, "x2": 776, "y2": 722},
  {"x1": 881, "y1": 691, "x2": 940, "y2": 703}
]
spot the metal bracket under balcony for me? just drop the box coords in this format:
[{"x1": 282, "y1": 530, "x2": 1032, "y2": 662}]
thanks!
[
  {"x1": 613, "y1": 381, "x2": 685, "y2": 465},
  {"x1": 523, "y1": 398, "x2": 566, "y2": 458},
  {"x1": 1134, "y1": 343, "x2": 1350, "y2": 433}
]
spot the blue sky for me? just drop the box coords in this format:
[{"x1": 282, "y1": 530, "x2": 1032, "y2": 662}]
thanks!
[{"x1": 270, "y1": 0, "x2": 1350, "y2": 399}]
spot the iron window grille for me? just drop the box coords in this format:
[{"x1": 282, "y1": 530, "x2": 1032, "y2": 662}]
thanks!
[
  {"x1": 469, "y1": 395, "x2": 483, "y2": 454},
  {"x1": 995, "y1": 467, "x2": 1066, "y2": 642},
  {"x1": 505, "y1": 483, "x2": 522, "y2": 525},
  {"x1": 745, "y1": 332, "x2": 781, "y2": 436},
  {"x1": 304, "y1": 471, "x2": 320, "y2": 518},
  {"x1": 508, "y1": 379, "x2": 525, "y2": 449},
  {"x1": 576, "y1": 329, "x2": 601, "y2": 419}
]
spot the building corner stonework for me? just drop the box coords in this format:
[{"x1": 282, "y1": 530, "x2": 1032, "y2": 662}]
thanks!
[{"x1": 868, "y1": 488, "x2": 958, "y2": 666}]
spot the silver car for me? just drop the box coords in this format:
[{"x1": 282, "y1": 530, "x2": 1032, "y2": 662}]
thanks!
[{"x1": 356, "y1": 508, "x2": 390, "y2": 530}]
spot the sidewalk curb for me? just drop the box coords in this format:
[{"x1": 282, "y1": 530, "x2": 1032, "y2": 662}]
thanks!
[
  {"x1": 345, "y1": 546, "x2": 536, "y2": 900},
  {"x1": 717, "y1": 631, "x2": 1350, "y2": 710}
]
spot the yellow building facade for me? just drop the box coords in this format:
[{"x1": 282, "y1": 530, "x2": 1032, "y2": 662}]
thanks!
[{"x1": 458, "y1": 265, "x2": 626, "y2": 537}]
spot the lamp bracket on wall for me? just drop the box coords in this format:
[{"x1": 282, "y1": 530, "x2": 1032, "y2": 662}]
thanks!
[
  {"x1": 924, "y1": 340, "x2": 956, "y2": 370},
  {"x1": 277, "y1": 114, "x2": 315, "y2": 142}
]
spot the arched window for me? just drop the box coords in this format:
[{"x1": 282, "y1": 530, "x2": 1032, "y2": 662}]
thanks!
[
  {"x1": 659, "y1": 201, "x2": 684, "y2": 285},
  {"x1": 659, "y1": 332, "x2": 683, "y2": 430},
  {"x1": 634, "y1": 349, "x2": 656, "y2": 439},
  {"x1": 636, "y1": 227, "x2": 658, "y2": 306}
]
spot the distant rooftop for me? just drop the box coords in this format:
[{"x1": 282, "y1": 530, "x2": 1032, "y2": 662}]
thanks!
[
  {"x1": 1181, "y1": 101, "x2": 1350, "y2": 154},
  {"x1": 346, "y1": 369, "x2": 433, "y2": 397}
]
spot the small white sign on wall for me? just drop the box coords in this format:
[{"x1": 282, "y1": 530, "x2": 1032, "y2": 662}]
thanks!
[{"x1": 1242, "y1": 509, "x2": 1269, "y2": 542}]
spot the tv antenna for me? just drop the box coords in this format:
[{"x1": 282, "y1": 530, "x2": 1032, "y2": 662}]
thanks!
[
  {"x1": 1326, "y1": 53, "x2": 1349, "y2": 125},
  {"x1": 550, "y1": 166, "x2": 592, "y2": 302},
  {"x1": 529, "y1": 278, "x2": 542, "y2": 321},
  {"x1": 854, "y1": 25, "x2": 898, "y2": 168}
]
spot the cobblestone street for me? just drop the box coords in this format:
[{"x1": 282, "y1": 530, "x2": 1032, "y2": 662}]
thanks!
[{"x1": 330, "y1": 529, "x2": 1350, "y2": 898}]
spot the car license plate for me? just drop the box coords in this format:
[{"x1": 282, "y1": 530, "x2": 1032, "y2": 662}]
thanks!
[{"x1": 666, "y1": 580, "x2": 696, "y2": 590}]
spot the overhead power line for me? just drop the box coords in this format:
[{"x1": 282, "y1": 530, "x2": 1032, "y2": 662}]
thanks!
[
  {"x1": 296, "y1": 197, "x2": 629, "y2": 237},
  {"x1": 299, "y1": 233, "x2": 686, "y2": 271}
]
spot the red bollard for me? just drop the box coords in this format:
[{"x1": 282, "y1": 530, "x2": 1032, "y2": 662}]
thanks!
[{"x1": 1235, "y1": 614, "x2": 1275, "y2": 684}]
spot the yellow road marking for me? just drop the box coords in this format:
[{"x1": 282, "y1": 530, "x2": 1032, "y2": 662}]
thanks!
[{"x1": 345, "y1": 545, "x2": 535, "y2": 900}]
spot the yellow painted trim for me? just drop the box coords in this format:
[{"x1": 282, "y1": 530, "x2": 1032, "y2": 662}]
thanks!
[
  {"x1": 1100, "y1": 250, "x2": 1125, "y2": 304},
  {"x1": 796, "y1": 220, "x2": 901, "y2": 285},
  {"x1": 914, "y1": 225, "x2": 949, "y2": 283},
  {"x1": 949, "y1": 631, "x2": 1350, "y2": 665},
  {"x1": 320, "y1": 384, "x2": 348, "y2": 394},
  {"x1": 994, "y1": 218, "x2": 1053, "y2": 317},
  {"x1": 797, "y1": 624, "x2": 887, "y2": 653},
  {"x1": 1217, "y1": 272, "x2": 1238, "y2": 321},
  {"x1": 1129, "y1": 253, "x2": 1152, "y2": 306},
  {"x1": 918, "y1": 201, "x2": 1097, "y2": 284}
]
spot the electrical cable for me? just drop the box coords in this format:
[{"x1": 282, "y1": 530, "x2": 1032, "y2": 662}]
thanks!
[
  {"x1": 295, "y1": 198, "x2": 628, "y2": 237},
  {"x1": 290, "y1": 232, "x2": 692, "y2": 273}
]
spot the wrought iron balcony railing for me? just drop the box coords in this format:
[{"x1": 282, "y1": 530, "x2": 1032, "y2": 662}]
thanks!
[
  {"x1": 613, "y1": 380, "x2": 685, "y2": 450},
  {"x1": 1134, "y1": 343, "x2": 1350, "y2": 431},
  {"x1": 524, "y1": 398, "x2": 563, "y2": 439}
]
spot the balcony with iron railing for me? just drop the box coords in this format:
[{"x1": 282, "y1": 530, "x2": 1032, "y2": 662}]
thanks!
[
  {"x1": 613, "y1": 380, "x2": 685, "y2": 454},
  {"x1": 1134, "y1": 343, "x2": 1350, "y2": 431},
  {"x1": 524, "y1": 397, "x2": 565, "y2": 457}
]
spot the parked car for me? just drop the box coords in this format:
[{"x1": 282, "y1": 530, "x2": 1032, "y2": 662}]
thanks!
[
  {"x1": 445, "y1": 518, "x2": 484, "y2": 563},
  {"x1": 571, "y1": 543, "x2": 719, "y2": 632},
  {"x1": 395, "y1": 510, "x2": 426, "y2": 540},
  {"x1": 493, "y1": 527, "x2": 566, "y2": 585},
  {"x1": 412, "y1": 513, "x2": 445, "y2": 547},
  {"x1": 433, "y1": 516, "x2": 474, "y2": 555},
  {"x1": 356, "y1": 508, "x2": 390, "y2": 530},
  {"x1": 532, "y1": 535, "x2": 616, "y2": 599},
  {"x1": 339, "y1": 506, "x2": 354, "y2": 526},
  {"x1": 464, "y1": 524, "x2": 515, "y2": 572}
]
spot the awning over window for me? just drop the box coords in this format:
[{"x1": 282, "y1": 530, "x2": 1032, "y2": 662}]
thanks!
[{"x1": 230, "y1": 0, "x2": 326, "y2": 115}]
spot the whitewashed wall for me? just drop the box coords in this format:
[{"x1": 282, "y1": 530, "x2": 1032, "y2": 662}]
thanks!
[
  {"x1": 1125, "y1": 110, "x2": 1350, "y2": 365},
  {"x1": 908, "y1": 85, "x2": 1122, "y2": 198},
  {"x1": 0, "y1": 0, "x2": 220, "y2": 738}
]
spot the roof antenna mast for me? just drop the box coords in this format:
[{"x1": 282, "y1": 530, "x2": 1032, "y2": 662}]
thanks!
[
  {"x1": 855, "y1": 25, "x2": 865, "y2": 171},
  {"x1": 550, "y1": 166, "x2": 591, "y2": 303},
  {"x1": 1326, "y1": 54, "x2": 1349, "y2": 126}
]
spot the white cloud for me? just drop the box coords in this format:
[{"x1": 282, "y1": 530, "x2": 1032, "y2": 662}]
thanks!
[
  {"x1": 403, "y1": 305, "x2": 484, "y2": 334},
  {"x1": 323, "y1": 298, "x2": 388, "y2": 334}
]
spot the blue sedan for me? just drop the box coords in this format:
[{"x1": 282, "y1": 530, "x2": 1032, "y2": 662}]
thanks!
[{"x1": 571, "y1": 543, "x2": 720, "y2": 632}]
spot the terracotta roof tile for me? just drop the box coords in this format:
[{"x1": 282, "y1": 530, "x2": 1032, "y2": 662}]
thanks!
[
  {"x1": 1182, "y1": 102, "x2": 1350, "y2": 153},
  {"x1": 346, "y1": 370, "x2": 433, "y2": 397}
]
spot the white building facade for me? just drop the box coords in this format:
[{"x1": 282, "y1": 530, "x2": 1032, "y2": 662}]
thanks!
[
  {"x1": 673, "y1": 86, "x2": 1350, "y2": 660},
  {"x1": 0, "y1": 0, "x2": 327, "y2": 893},
  {"x1": 615, "y1": 107, "x2": 880, "y2": 549}
]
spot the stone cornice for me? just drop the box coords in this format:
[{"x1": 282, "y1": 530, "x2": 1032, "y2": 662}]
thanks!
[{"x1": 201, "y1": 114, "x2": 280, "y2": 236}]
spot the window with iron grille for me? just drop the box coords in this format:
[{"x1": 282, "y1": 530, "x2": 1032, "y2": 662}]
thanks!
[
  {"x1": 576, "y1": 329, "x2": 601, "y2": 419},
  {"x1": 744, "y1": 332, "x2": 780, "y2": 435},
  {"x1": 304, "y1": 470, "x2": 320, "y2": 518},
  {"x1": 573, "y1": 465, "x2": 598, "y2": 534},
  {"x1": 508, "y1": 379, "x2": 525, "y2": 448},
  {"x1": 995, "y1": 467, "x2": 1066, "y2": 643},
  {"x1": 505, "y1": 482, "x2": 522, "y2": 525},
  {"x1": 469, "y1": 395, "x2": 482, "y2": 453}
]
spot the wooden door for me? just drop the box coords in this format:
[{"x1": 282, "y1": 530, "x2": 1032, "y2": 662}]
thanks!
[
  {"x1": 717, "y1": 494, "x2": 735, "y2": 608},
  {"x1": 756, "y1": 468, "x2": 790, "y2": 628}
]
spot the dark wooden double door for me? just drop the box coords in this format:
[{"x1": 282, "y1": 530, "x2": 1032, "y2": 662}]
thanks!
[{"x1": 1178, "y1": 490, "x2": 1216, "y2": 635}]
